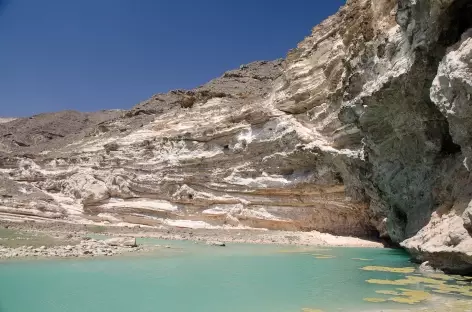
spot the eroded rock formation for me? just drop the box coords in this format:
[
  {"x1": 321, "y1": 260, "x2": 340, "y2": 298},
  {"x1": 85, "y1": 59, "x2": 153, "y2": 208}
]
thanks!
[{"x1": 1, "y1": 0, "x2": 472, "y2": 273}]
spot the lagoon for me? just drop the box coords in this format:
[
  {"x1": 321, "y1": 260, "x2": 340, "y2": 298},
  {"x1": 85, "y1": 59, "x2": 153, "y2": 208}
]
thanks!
[{"x1": 0, "y1": 240, "x2": 469, "y2": 312}]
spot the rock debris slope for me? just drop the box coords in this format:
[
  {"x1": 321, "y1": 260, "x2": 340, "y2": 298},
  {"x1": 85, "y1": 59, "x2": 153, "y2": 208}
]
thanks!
[{"x1": 1, "y1": 0, "x2": 472, "y2": 273}]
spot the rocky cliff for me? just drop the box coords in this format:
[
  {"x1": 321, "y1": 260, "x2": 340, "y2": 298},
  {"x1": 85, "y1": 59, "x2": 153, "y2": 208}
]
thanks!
[{"x1": 1, "y1": 0, "x2": 472, "y2": 273}]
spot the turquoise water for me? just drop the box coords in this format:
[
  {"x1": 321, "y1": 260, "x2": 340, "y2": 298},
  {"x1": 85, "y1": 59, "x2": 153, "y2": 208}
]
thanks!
[{"x1": 0, "y1": 241, "x2": 454, "y2": 312}]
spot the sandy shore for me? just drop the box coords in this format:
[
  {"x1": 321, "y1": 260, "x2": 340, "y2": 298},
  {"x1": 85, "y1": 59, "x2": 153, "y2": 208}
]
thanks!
[{"x1": 2, "y1": 220, "x2": 384, "y2": 245}]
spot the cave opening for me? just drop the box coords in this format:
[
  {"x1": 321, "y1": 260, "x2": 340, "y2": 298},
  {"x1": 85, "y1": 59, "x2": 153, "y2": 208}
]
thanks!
[
  {"x1": 437, "y1": 0, "x2": 472, "y2": 48},
  {"x1": 419, "y1": 0, "x2": 472, "y2": 158},
  {"x1": 429, "y1": 0, "x2": 472, "y2": 158},
  {"x1": 440, "y1": 130, "x2": 462, "y2": 155},
  {"x1": 334, "y1": 172, "x2": 344, "y2": 184},
  {"x1": 392, "y1": 205, "x2": 408, "y2": 226}
]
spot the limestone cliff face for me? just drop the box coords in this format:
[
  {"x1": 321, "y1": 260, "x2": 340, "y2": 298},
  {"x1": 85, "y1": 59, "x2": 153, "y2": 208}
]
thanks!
[
  {"x1": 0, "y1": 60, "x2": 373, "y2": 237},
  {"x1": 1, "y1": 0, "x2": 472, "y2": 273}
]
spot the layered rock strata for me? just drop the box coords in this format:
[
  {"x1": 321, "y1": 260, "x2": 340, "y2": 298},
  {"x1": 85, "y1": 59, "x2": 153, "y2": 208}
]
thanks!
[{"x1": 0, "y1": 60, "x2": 373, "y2": 237}]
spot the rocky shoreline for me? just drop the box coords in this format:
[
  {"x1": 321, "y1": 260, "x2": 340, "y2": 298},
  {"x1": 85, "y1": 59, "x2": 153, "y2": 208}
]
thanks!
[
  {"x1": 0, "y1": 220, "x2": 384, "y2": 260},
  {"x1": 0, "y1": 237, "x2": 152, "y2": 260}
]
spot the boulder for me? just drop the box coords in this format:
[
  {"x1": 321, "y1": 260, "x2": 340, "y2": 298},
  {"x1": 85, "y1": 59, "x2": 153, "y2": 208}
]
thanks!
[{"x1": 418, "y1": 261, "x2": 437, "y2": 273}]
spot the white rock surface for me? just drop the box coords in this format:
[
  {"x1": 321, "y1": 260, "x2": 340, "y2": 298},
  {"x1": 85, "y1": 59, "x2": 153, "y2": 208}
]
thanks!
[
  {"x1": 104, "y1": 237, "x2": 137, "y2": 247},
  {"x1": 0, "y1": 118, "x2": 17, "y2": 124}
]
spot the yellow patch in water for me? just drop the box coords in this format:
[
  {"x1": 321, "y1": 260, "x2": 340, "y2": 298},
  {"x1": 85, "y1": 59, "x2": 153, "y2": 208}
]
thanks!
[
  {"x1": 424, "y1": 282, "x2": 472, "y2": 296},
  {"x1": 389, "y1": 296, "x2": 420, "y2": 305},
  {"x1": 432, "y1": 289, "x2": 453, "y2": 294},
  {"x1": 375, "y1": 290, "x2": 401, "y2": 296},
  {"x1": 398, "y1": 289, "x2": 431, "y2": 299},
  {"x1": 407, "y1": 276, "x2": 448, "y2": 285},
  {"x1": 361, "y1": 266, "x2": 415, "y2": 274},
  {"x1": 315, "y1": 256, "x2": 336, "y2": 259},
  {"x1": 352, "y1": 258, "x2": 374, "y2": 261},
  {"x1": 451, "y1": 275, "x2": 472, "y2": 281},
  {"x1": 425, "y1": 273, "x2": 454, "y2": 281},
  {"x1": 366, "y1": 279, "x2": 411, "y2": 286},
  {"x1": 387, "y1": 289, "x2": 431, "y2": 305},
  {"x1": 301, "y1": 308, "x2": 324, "y2": 312},
  {"x1": 366, "y1": 275, "x2": 449, "y2": 286},
  {"x1": 363, "y1": 297, "x2": 387, "y2": 303},
  {"x1": 365, "y1": 272, "x2": 472, "y2": 304}
]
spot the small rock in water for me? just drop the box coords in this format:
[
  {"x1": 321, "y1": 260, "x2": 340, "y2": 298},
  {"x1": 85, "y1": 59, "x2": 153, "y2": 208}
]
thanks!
[
  {"x1": 419, "y1": 261, "x2": 443, "y2": 273},
  {"x1": 206, "y1": 241, "x2": 226, "y2": 247}
]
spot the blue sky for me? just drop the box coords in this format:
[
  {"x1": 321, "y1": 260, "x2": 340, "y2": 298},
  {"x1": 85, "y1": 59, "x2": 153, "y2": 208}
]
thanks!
[{"x1": 0, "y1": 0, "x2": 345, "y2": 117}]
